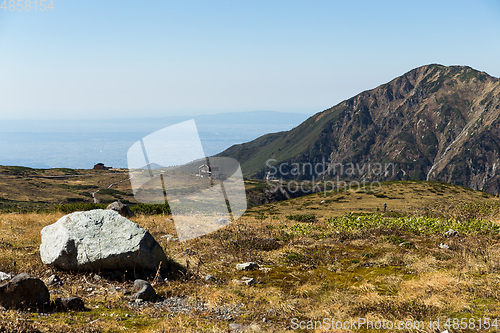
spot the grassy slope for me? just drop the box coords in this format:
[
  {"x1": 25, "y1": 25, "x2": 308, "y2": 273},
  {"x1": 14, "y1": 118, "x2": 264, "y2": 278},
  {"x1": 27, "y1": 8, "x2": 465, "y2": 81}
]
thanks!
[
  {"x1": 0, "y1": 166, "x2": 135, "y2": 211},
  {"x1": 218, "y1": 107, "x2": 343, "y2": 177},
  {"x1": 1, "y1": 174, "x2": 500, "y2": 331}
]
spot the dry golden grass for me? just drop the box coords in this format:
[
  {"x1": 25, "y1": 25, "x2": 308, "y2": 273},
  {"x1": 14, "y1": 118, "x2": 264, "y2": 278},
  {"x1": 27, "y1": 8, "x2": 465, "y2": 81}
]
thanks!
[{"x1": 1, "y1": 181, "x2": 500, "y2": 332}]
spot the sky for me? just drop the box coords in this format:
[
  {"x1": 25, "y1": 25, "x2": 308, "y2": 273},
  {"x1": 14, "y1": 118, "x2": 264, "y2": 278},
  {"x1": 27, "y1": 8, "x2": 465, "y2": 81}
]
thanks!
[{"x1": 1, "y1": 0, "x2": 500, "y2": 120}]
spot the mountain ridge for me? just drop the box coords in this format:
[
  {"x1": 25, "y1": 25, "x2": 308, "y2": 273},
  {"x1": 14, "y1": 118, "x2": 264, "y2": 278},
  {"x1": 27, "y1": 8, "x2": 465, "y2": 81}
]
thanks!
[{"x1": 219, "y1": 64, "x2": 500, "y2": 194}]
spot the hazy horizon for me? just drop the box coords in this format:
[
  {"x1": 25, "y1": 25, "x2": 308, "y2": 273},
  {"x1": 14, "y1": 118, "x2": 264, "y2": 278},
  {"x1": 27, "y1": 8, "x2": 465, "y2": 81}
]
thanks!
[{"x1": 1, "y1": 1, "x2": 499, "y2": 121}]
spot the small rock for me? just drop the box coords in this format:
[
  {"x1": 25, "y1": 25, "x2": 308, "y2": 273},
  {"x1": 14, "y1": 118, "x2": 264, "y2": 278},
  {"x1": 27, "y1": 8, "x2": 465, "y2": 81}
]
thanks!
[
  {"x1": 165, "y1": 218, "x2": 173, "y2": 223},
  {"x1": 214, "y1": 218, "x2": 230, "y2": 225},
  {"x1": 125, "y1": 313, "x2": 130, "y2": 317},
  {"x1": 234, "y1": 277, "x2": 256, "y2": 286},
  {"x1": 0, "y1": 273, "x2": 50, "y2": 309},
  {"x1": 93, "y1": 274, "x2": 102, "y2": 281},
  {"x1": 46, "y1": 274, "x2": 62, "y2": 287},
  {"x1": 183, "y1": 248, "x2": 198, "y2": 256},
  {"x1": 204, "y1": 274, "x2": 215, "y2": 282},
  {"x1": 236, "y1": 262, "x2": 259, "y2": 271},
  {"x1": 132, "y1": 279, "x2": 157, "y2": 301},
  {"x1": 106, "y1": 201, "x2": 134, "y2": 217},
  {"x1": 320, "y1": 200, "x2": 325, "y2": 204},
  {"x1": 229, "y1": 323, "x2": 247, "y2": 332},
  {"x1": 54, "y1": 297, "x2": 85, "y2": 311},
  {"x1": 444, "y1": 229, "x2": 458, "y2": 237},
  {"x1": 0, "y1": 272, "x2": 12, "y2": 282},
  {"x1": 439, "y1": 243, "x2": 450, "y2": 249},
  {"x1": 49, "y1": 290, "x2": 63, "y2": 294}
]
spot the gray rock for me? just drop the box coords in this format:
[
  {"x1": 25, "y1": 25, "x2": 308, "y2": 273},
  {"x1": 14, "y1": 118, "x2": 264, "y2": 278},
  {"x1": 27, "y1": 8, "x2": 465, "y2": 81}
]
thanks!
[
  {"x1": 155, "y1": 275, "x2": 165, "y2": 283},
  {"x1": 204, "y1": 274, "x2": 215, "y2": 282},
  {"x1": 234, "y1": 277, "x2": 256, "y2": 286},
  {"x1": 132, "y1": 279, "x2": 157, "y2": 301},
  {"x1": 439, "y1": 243, "x2": 450, "y2": 249},
  {"x1": 40, "y1": 210, "x2": 168, "y2": 272},
  {"x1": 236, "y1": 262, "x2": 259, "y2": 271},
  {"x1": 106, "y1": 201, "x2": 134, "y2": 217},
  {"x1": 54, "y1": 297, "x2": 85, "y2": 311},
  {"x1": 0, "y1": 272, "x2": 12, "y2": 282},
  {"x1": 183, "y1": 248, "x2": 197, "y2": 256},
  {"x1": 444, "y1": 229, "x2": 459, "y2": 237},
  {"x1": 214, "y1": 218, "x2": 230, "y2": 225},
  {"x1": 46, "y1": 274, "x2": 62, "y2": 287},
  {"x1": 229, "y1": 323, "x2": 247, "y2": 331},
  {"x1": 0, "y1": 273, "x2": 50, "y2": 309}
]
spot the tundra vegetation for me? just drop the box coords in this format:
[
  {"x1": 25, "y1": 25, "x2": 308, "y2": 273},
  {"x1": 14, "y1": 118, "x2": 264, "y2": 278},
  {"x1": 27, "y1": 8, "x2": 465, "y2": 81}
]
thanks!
[{"x1": 1, "y1": 167, "x2": 500, "y2": 332}]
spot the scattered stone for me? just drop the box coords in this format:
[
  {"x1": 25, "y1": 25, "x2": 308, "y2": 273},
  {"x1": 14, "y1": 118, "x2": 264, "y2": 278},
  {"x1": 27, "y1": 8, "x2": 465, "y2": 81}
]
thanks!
[
  {"x1": 320, "y1": 200, "x2": 326, "y2": 204},
  {"x1": 106, "y1": 201, "x2": 134, "y2": 218},
  {"x1": 132, "y1": 279, "x2": 157, "y2": 301},
  {"x1": 183, "y1": 248, "x2": 198, "y2": 256},
  {"x1": 214, "y1": 218, "x2": 230, "y2": 225},
  {"x1": 40, "y1": 210, "x2": 169, "y2": 273},
  {"x1": 54, "y1": 297, "x2": 85, "y2": 311},
  {"x1": 229, "y1": 323, "x2": 247, "y2": 332},
  {"x1": 439, "y1": 243, "x2": 450, "y2": 249},
  {"x1": 161, "y1": 234, "x2": 174, "y2": 240},
  {"x1": 444, "y1": 229, "x2": 459, "y2": 237},
  {"x1": 236, "y1": 262, "x2": 259, "y2": 271},
  {"x1": 0, "y1": 272, "x2": 12, "y2": 282},
  {"x1": 128, "y1": 295, "x2": 243, "y2": 320},
  {"x1": 0, "y1": 273, "x2": 50, "y2": 309},
  {"x1": 46, "y1": 274, "x2": 62, "y2": 287},
  {"x1": 234, "y1": 277, "x2": 256, "y2": 286},
  {"x1": 49, "y1": 290, "x2": 63, "y2": 295},
  {"x1": 154, "y1": 275, "x2": 165, "y2": 284},
  {"x1": 125, "y1": 313, "x2": 131, "y2": 317},
  {"x1": 204, "y1": 274, "x2": 215, "y2": 282},
  {"x1": 93, "y1": 274, "x2": 102, "y2": 281}
]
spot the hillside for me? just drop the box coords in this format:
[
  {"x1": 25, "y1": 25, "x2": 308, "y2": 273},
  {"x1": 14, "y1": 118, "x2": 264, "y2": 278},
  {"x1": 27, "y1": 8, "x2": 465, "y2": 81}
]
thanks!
[
  {"x1": 219, "y1": 64, "x2": 500, "y2": 194},
  {"x1": 2, "y1": 179, "x2": 500, "y2": 331}
]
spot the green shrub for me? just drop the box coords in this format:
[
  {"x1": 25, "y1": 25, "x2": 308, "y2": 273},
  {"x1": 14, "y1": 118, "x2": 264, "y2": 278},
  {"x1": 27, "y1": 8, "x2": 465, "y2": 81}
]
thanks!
[{"x1": 286, "y1": 214, "x2": 316, "y2": 223}]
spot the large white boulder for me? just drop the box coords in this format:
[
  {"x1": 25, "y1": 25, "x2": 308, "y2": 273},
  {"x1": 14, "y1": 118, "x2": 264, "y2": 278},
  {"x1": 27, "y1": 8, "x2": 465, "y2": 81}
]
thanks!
[{"x1": 40, "y1": 210, "x2": 168, "y2": 273}]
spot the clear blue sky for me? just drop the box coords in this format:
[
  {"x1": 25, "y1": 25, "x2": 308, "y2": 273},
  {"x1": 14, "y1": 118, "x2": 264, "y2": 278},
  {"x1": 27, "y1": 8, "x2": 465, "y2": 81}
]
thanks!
[{"x1": 1, "y1": 0, "x2": 499, "y2": 120}]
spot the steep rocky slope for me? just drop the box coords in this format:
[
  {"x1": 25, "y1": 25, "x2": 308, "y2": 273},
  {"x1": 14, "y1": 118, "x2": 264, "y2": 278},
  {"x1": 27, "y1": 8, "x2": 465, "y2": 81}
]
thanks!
[{"x1": 220, "y1": 64, "x2": 500, "y2": 193}]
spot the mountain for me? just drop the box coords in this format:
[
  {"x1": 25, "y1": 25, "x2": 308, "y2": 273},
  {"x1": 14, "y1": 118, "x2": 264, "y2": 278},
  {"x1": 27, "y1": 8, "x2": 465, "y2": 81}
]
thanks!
[{"x1": 219, "y1": 64, "x2": 500, "y2": 194}]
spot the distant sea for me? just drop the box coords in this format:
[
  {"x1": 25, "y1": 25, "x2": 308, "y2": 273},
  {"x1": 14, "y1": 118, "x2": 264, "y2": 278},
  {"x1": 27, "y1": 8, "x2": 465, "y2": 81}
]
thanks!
[{"x1": 0, "y1": 111, "x2": 311, "y2": 169}]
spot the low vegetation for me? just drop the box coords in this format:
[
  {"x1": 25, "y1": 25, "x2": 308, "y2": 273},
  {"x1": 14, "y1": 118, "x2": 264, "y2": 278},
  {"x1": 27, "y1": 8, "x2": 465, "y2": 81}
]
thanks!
[{"x1": 1, "y1": 177, "x2": 500, "y2": 332}]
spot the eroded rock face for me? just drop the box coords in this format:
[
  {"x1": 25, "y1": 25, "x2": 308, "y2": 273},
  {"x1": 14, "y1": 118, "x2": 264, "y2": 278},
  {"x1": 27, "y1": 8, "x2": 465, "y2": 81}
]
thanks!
[
  {"x1": 0, "y1": 273, "x2": 50, "y2": 309},
  {"x1": 40, "y1": 210, "x2": 168, "y2": 273}
]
